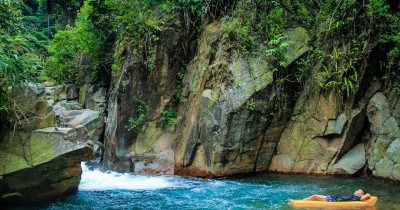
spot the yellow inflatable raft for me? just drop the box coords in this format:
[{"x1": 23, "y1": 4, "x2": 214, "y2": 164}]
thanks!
[{"x1": 291, "y1": 196, "x2": 378, "y2": 207}]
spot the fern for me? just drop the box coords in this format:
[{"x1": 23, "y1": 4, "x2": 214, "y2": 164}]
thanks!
[{"x1": 126, "y1": 97, "x2": 149, "y2": 132}]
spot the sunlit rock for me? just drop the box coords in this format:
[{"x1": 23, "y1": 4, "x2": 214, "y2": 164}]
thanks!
[
  {"x1": 60, "y1": 109, "x2": 104, "y2": 157},
  {"x1": 0, "y1": 127, "x2": 93, "y2": 203},
  {"x1": 174, "y1": 22, "x2": 311, "y2": 176},
  {"x1": 328, "y1": 144, "x2": 365, "y2": 175}
]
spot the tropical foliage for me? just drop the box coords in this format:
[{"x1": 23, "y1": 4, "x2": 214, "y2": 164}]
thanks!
[
  {"x1": 44, "y1": 1, "x2": 106, "y2": 85},
  {"x1": 0, "y1": 0, "x2": 50, "y2": 126}
]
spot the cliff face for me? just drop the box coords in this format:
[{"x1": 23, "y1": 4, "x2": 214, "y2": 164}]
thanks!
[
  {"x1": 174, "y1": 23, "x2": 310, "y2": 176},
  {"x1": 102, "y1": 19, "x2": 312, "y2": 177},
  {"x1": 102, "y1": 16, "x2": 193, "y2": 173},
  {"x1": 102, "y1": 8, "x2": 400, "y2": 181},
  {"x1": 269, "y1": 58, "x2": 369, "y2": 175},
  {"x1": 267, "y1": 43, "x2": 400, "y2": 180}
]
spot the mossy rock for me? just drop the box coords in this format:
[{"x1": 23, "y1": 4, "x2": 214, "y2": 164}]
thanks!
[
  {"x1": 0, "y1": 128, "x2": 93, "y2": 203},
  {"x1": 134, "y1": 122, "x2": 162, "y2": 154}
]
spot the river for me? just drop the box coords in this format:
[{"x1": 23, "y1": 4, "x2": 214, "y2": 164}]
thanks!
[{"x1": 7, "y1": 164, "x2": 400, "y2": 209}]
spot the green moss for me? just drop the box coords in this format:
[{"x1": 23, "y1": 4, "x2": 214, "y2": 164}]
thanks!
[
  {"x1": 0, "y1": 151, "x2": 30, "y2": 174},
  {"x1": 135, "y1": 122, "x2": 162, "y2": 154},
  {"x1": 0, "y1": 129, "x2": 91, "y2": 176}
]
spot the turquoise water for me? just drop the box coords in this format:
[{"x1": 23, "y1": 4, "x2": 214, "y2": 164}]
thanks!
[{"x1": 7, "y1": 164, "x2": 400, "y2": 210}]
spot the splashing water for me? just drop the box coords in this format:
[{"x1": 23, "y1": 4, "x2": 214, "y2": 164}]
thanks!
[
  {"x1": 79, "y1": 164, "x2": 174, "y2": 191},
  {"x1": 7, "y1": 163, "x2": 400, "y2": 210}
]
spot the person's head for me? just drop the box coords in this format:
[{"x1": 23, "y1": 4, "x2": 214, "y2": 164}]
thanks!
[{"x1": 354, "y1": 188, "x2": 367, "y2": 196}]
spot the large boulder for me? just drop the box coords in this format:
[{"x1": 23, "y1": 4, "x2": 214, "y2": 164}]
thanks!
[
  {"x1": 88, "y1": 87, "x2": 107, "y2": 113},
  {"x1": 64, "y1": 101, "x2": 83, "y2": 111},
  {"x1": 78, "y1": 85, "x2": 107, "y2": 113},
  {"x1": 66, "y1": 84, "x2": 79, "y2": 101},
  {"x1": 49, "y1": 83, "x2": 106, "y2": 164},
  {"x1": 129, "y1": 128, "x2": 175, "y2": 175},
  {"x1": 59, "y1": 109, "x2": 104, "y2": 159},
  {"x1": 0, "y1": 127, "x2": 93, "y2": 203},
  {"x1": 78, "y1": 84, "x2": 89, "y2": 106},
  {"x1": 11, "y1": 83, "x2": 56, "y2": 130},
  {"x1": 53, "y1": 85, "x2": 66, "y2": 102},
  {"x1": 53, "y1": 84, "x2": 79, "y2": 102},
  {"x1": 328, "y1": 144, "x2": 366, "y2": 174},
  {"x1": 46, "y1": 83, "x2": 105, "y2": 142}
]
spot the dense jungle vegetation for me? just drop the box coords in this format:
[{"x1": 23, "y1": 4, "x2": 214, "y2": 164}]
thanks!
[{"x1": 1, "y1": 0, "x2": 399, "y2": 128}]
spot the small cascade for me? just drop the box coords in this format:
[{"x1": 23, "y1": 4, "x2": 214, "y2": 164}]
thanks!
[{"x1": 79, "y1": 163, "x2": 174, "y2": 191}]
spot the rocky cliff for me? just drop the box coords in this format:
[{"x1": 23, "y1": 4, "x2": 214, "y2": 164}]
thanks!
[
  {"x1": 174, "y1": 23, "x2": 310, "y2": 176},
  {"x1": 102, "y1": 12, "x2": 400, "y2": 181},
  {"x1": 102, "y1": 16, "x2": 194, "y2": 174}
]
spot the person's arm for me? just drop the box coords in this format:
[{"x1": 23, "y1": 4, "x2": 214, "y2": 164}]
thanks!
[{"x1": 360, "y1": 193, "x2": 371, "y2": 201}]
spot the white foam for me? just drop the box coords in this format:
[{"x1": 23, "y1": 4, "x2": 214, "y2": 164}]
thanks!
[{"x1": 79, "y1": 163, "x2": 174, "y2": 191}]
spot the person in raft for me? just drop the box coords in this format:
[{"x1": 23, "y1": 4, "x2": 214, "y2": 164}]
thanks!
[{"x1": 290, "y1": 189, "x2": 371, "y2": 204}]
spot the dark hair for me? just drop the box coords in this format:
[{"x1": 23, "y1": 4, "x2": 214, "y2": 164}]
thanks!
[{"x1": 360, "y1": 188, "x2": 367, "y2": 195}]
